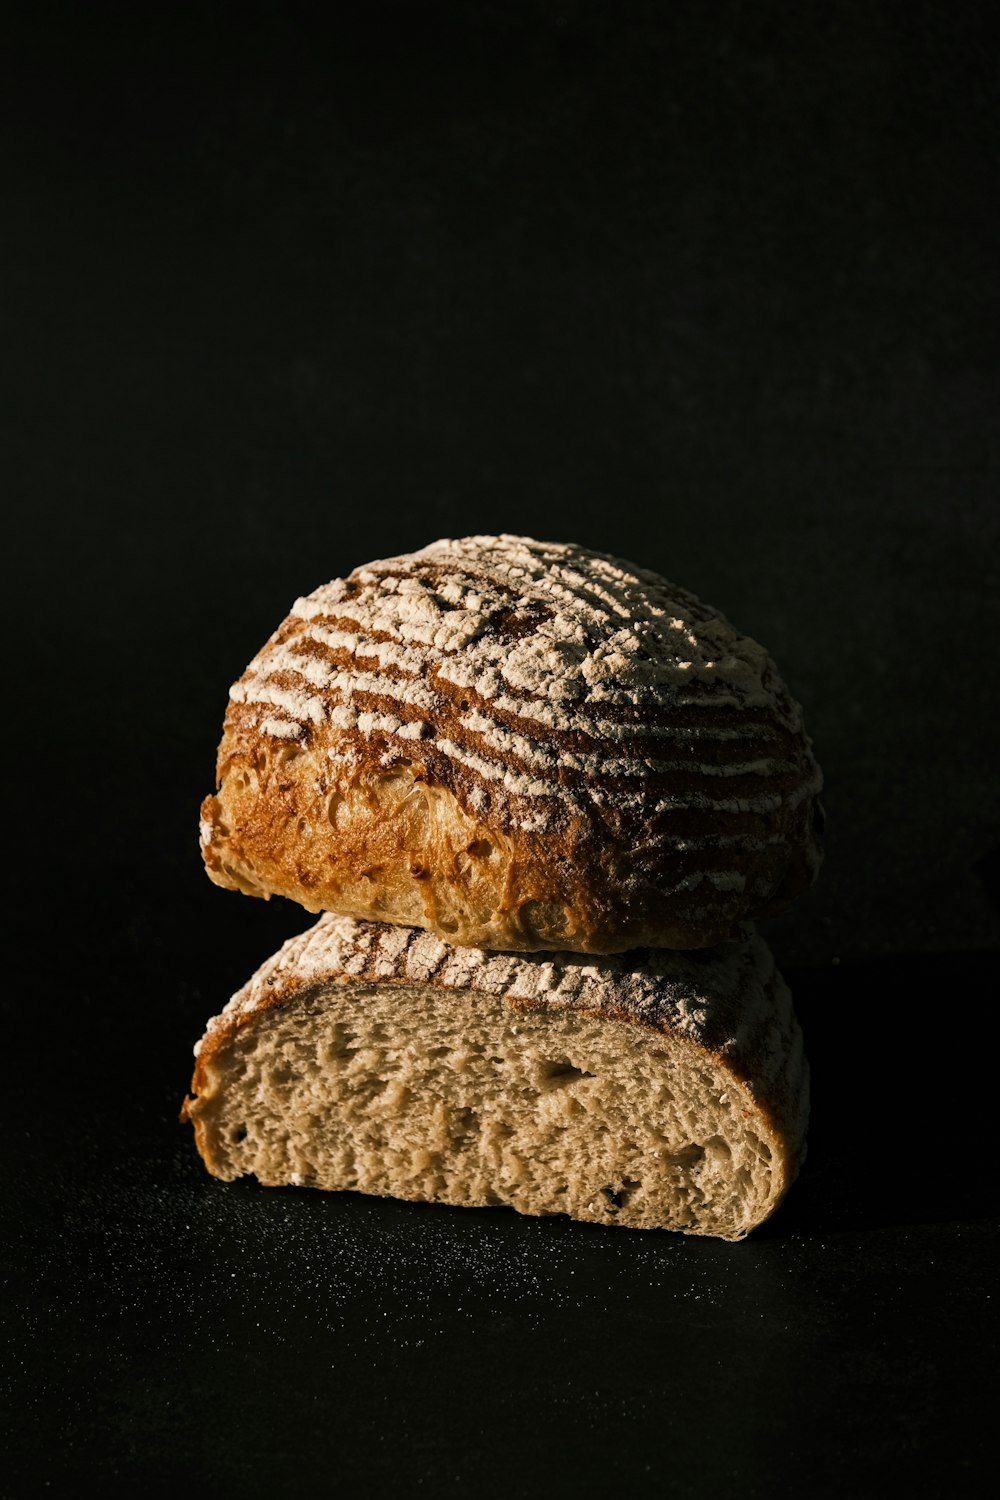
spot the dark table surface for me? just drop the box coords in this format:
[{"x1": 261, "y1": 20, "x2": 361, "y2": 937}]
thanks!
[{"x1": 5, "y1": 5, "x2": 998, "y2": 1495}]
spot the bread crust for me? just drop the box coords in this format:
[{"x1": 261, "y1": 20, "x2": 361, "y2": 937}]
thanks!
[
  {"x1": 183, "y1": 914, "x2": 809, "y2": 1238},
  {"x1": 201, "y1": 536, "x2": 823, "y2": 953}
]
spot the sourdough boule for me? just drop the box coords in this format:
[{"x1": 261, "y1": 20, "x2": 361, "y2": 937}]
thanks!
[{"x1": 200, "y1": 535, "x2": 823, "y2": 953}]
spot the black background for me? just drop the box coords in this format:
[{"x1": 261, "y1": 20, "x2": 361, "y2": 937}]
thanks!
[{"x1": 4, "y1": 4, "x2": 998, "y2": 1496}]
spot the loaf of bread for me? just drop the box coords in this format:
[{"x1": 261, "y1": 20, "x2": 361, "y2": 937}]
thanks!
[
  {"x1": 182, "y1": 914, "x2": 808, "y2": 1240},
  {"x1": 200, "y1": 535, "x2": 823, "y2": 953}
]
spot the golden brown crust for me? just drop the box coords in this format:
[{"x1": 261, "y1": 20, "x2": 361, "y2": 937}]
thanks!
[{"x1": 200, "y1": 536, "x2": 823, "y2": 953}]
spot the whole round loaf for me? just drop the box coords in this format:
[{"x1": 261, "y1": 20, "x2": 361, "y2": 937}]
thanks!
[{"x1": 200, "y1": 535, "x2": 823, "y2": 953}]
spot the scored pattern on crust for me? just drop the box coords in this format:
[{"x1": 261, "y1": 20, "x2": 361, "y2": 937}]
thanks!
[{"x1": 225, "y1": 535, "x2": 823, "y2": 851}]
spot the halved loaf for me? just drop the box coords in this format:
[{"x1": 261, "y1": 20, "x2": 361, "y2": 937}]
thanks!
[
  {"x1": 200, "y1": 535, "x2": 823, "y2": 954},
  {"x1": 182, "y1": 914, "x2": 808, "y2": 1240}
]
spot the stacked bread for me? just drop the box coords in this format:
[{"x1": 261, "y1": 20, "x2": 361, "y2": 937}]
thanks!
[{"x1": 184, "y1": 535, "x2": 823, "y2": 1239}]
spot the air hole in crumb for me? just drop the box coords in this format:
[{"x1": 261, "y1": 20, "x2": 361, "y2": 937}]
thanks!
[
  {"x1": 439, "y1": 918, "x2": 459, "y2": 933},
  {"x1": 541, "y1": 1061, "x2": 594, "y2": 1088},
  {"x1": 703, "y1": 1135, "x2": 732, "y2": 1162},
  {"x1": 666, "y1": 1144, "x2": 705, "y2": 1168},
  {"x1": 231, "y1": 1125, "x2": 247, "y2": 1143},
  {"x1": 602, "y1": 1177, "x2": 641, "y2": 1209},
  {"x1": 744, "y1": 1131, "x2": 771, "y2": 1162},
  {"x1": 323, "y1": 1025, "x2": 359, "y2": 1063},
  {"x1": 468, "y1": 838, "x2": 493, "y2": 859},
  {"x1": 450, "y1": 1106, "x2": 479, "y2": 1144}
]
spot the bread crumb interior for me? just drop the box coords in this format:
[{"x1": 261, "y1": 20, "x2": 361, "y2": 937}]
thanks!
[{"x1": 192, "y1": 982, "x2": 778, "y2": 1239}]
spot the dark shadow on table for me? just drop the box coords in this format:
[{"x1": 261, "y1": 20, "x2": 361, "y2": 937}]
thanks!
[{"x1": 755, "y1": 949, "x2": 999, "y2": 1239}]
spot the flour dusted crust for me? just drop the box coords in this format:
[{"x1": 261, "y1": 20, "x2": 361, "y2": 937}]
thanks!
[
  {"x1": 183, "y1": 915, "x2": 809, "y2": 1239},
  {"x1": 201, "y1": 535, "x2": 823, "y2": 953}
]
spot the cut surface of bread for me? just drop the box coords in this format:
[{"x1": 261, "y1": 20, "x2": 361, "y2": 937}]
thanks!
[
  {"x1": 183, "y1": 915, "x2": 809, "y2": 1240},
  {"x1": 200, "y1": 535, "x2": 823, "y2": 953}
]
